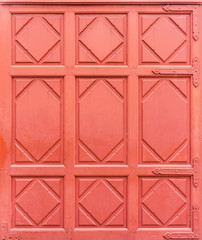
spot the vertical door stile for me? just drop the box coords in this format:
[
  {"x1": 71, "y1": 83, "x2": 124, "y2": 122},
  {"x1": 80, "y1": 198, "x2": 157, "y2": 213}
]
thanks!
[{"x1": 63, "y1": 8, "x2": 76, "y2": 237}]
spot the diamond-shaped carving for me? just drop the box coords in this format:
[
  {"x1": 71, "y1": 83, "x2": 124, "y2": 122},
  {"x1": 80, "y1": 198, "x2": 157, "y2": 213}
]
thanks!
[
  {"x1": 80, "y1": 180, "x2": 123, "y2": 224},
  {"x1": 16, "y1": 80, "x2": 60, "y2": 160},
  {"x1": 16, "y1": 180, "x2": 59, "y2": 224},
  {"x1": 142, "y1": 81, "x2": 187, "y2": 160},
  {"x1": 143, "y1": 18, "x2": 186, "y2": 61},
  {"x1": 16, "y1": 18, "x2": 59, "y2": 61},
  {"x1": 80, "y1": 18, "x2": 122, "y2": 61},
  {"x1": 142, "y1": 180, "x2": 186, "y2": 224},
  {"x1": 79, "y1": 80, "x2": 123, "y2": 160}
]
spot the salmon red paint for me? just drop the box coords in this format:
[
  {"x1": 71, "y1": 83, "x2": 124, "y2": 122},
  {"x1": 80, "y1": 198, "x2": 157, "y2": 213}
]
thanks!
[{"x1": 0, "y1": 3, "x2": 201, "y2": 240}]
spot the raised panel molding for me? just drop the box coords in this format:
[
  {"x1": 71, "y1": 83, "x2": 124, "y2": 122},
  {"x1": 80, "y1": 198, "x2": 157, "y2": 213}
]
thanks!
[
  {"x1": 140, "y1": 77, "x2": 190, "y2": 164},
  {"x1": 77, "y1": 77, "x2": 127, "y2": 164},
  {"x1": 140, "y1": 13, "x2": 191, "y2": 64},
  {"x1": 76, "y1": 14, "x2": 127, "y2": 65},
  {"x1": 12, "y1": 177, "x2": 64, "y2": 228},
  {"x1": 12, "y1": 14, "x2": 64, "y2": 64},
  {"x1": 76, "y1": 177, "x2": 127, "y2": 227},
  {"x1": 13, "y1": 78, "x2": 63, "y2": 164},
  {"x1": 140, "y1": 177, "x2": 191, "y2": 227}
]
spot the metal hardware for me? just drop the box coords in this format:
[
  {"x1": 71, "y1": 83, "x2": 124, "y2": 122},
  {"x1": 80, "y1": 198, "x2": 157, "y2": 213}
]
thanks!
[
  {"x1": 152, "y1": 168, "x2": 194, "y2": 175},
  {"x1": 192, "y1": 57, "x2": 200, "y2": 87},
  {"x1": 152, "y1": 58, "x2": 200, "y2": 87},
  {"x1": 163, "y1": 204, "x2": 200, "y2": 239},
  {"x1": 1, "y1": 222, "x2": 20, "y2": 240},
  {"x1": 163, "y1": 5, "x2": 200, "y2": 41},
  {"x1": 153, "y1": 157, "x2": 200, "y2": 188}
]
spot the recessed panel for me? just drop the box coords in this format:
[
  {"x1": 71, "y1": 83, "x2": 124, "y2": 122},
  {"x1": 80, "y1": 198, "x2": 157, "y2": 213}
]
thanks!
[
  {"x1": 77, "y1": 77, "x2": 127, "y2": 164},
  {"x1": 139, "y1": 177, "x2": 191, "y2": 228},
  {"x1": 13, "y1": 78, "x2": 63, "y2": 164},
  {"x1": 140, "y1": 77, "x2": 190, "y2": 164},
  {"x1": 12, "y1": 177, "x2": 63, "y2": 228},
  {"x1": 76, "y1": 14, "x2": 127, "y2": 65},
  {"x1": 139, "y1": 14, "x2": 191, "y2": 64},
  {"x1": 76, "y1": 177, "x2": 127, "y2": 227},
  {"x1": 12, "y1": 14, "x2": 64, "y2": 64}
]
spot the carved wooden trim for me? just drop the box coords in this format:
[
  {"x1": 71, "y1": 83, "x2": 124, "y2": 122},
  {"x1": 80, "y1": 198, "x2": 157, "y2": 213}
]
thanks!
[
  {"x1": 153, "y1": 157, "x2": 200, "y2": 188},
  {"x1": 163, "y1": 5, "x2": 200, "y2": 41},
  {"x1": 1, "y1": 222, "x2": 20, "y2": 240},
  {"x1": 163, "y1": 204, "x2": 200, "y2": 239},
  {"x1": 152, "y1": 58, "x2": 200, "y2": 87}
]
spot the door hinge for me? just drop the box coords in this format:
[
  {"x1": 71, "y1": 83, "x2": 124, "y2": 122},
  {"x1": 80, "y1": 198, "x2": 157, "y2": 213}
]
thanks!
[
  {"x1": 1, "y1": 222, "x2": 20, "y2": 240},
  {"x1": 163, "y1": 5, "x2": 200, "y2": 41},
  {"x1": 152, "y1": 157, "x2": 200, "y2": 187},
  {"x1": 163, "y1": 204, "x2": 200, "y2": 239},
  {"x1": 152, "y1": 57, "x2": 200, "y2": 87}
]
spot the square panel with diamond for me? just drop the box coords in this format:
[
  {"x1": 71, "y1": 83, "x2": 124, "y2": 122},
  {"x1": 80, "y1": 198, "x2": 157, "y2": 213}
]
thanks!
[
  {"x1": 12, "y1": 177, "x2": 64, "y2": 227},
  {"x1": 12, "y1": 14, "x2": 64, "y2": 64},
  {"x1": 76, "y1": 177, "x2": 127, "y2": 227},
  {"x1": 139, "y1": 177, "x2": 191, "y2": 227},
  {"x1": 139, "y1": 14, "x2": 191, "y2": 64},
  {"x1": 76, "y1": 14, "x2": 127, "y2": 65}
]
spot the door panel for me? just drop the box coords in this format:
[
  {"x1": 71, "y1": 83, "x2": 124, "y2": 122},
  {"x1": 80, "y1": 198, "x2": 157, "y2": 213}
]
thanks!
[
  {"x1": 12, "y1": 14, "x2": 64, "y2": 64},
  {"x1": 139, "y1": 13, "x2": 191, "y2": 65},
  {"x1": 13, "y1": 77, "x2": 63, "y2": 164},
  {"x1": 0, "y1": 4, "x2": 201, "y2": 240},
  {"x1": 77, "y1": 77, "x2": 127, "y2": 164},
  {"x1": 76, "y1": 14, "x2": 127, "y2": 65},
  {"x1": 140, "y1": 77, "x2": 190, "y2": 164},
  {"x1": 139, "y1": 177, "x2": 191, "y2": 228},
  {"x1": 76, "y1": 177, "x2": 127, "y2": 227},
  {"x1": 12, "y1": 177, "x2": 64, "y2": 228}
]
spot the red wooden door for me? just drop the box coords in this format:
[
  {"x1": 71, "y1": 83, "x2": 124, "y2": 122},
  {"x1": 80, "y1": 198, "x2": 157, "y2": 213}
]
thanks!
[{"x1": 0, "y1": 3, "x2": 202, "y2": 240}]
